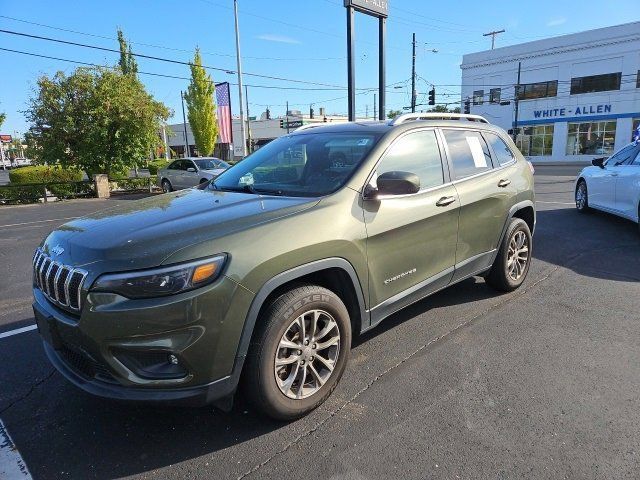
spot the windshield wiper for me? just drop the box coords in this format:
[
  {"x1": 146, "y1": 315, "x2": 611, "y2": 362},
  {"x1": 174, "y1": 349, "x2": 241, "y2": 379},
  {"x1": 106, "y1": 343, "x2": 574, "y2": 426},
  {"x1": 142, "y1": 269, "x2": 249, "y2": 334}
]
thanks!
[{"x1": 211, "y1": 183, "x2": 257, "y2": 194}]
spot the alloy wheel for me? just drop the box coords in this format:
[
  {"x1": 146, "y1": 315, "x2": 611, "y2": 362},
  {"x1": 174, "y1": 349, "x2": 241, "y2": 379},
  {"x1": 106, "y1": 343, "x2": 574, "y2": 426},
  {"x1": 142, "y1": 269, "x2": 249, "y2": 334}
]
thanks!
[
  {"x1": 576, "y1": 183, "x2": 587, "y2": 209},
  {"x1": 274, "y1": 309, "x2": 340, "y2": 400},
  {"x1": 507, "y1": 230, "x2": 529, "y2": 281}
]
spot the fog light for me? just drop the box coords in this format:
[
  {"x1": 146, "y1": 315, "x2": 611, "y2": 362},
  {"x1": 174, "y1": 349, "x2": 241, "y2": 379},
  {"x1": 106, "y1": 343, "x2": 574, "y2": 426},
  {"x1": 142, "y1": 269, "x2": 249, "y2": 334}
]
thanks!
[{"x1": 168, "y1": 354, "x2": 179, "y2": 365}]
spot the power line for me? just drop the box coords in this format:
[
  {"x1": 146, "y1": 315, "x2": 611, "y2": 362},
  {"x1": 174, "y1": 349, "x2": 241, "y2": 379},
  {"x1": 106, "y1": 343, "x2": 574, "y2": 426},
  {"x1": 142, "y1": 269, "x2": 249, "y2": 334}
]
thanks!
[
  {"x1": 0, "y1": 28, "x2": 362, "y2": 89},
  {"x1": 0, "y1": 47, "x2": 345, "y2": 91},
  {"x1": 0, "y1": 14, "x2": 345, "y2": 62}
]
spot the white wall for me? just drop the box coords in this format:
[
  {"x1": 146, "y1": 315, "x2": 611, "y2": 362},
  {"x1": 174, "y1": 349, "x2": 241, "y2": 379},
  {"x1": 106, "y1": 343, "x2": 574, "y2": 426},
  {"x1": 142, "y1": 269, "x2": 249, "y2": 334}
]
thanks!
[{"x1": 461, "y1": 21, "x2": 640, "y2": 163}]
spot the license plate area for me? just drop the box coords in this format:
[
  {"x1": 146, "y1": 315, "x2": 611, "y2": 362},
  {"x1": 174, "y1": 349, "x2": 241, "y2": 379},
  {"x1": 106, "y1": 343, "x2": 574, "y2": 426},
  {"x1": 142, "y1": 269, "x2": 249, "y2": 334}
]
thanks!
[{"x1": 34, "y1": 306, "x2": 63, "y2": 349}]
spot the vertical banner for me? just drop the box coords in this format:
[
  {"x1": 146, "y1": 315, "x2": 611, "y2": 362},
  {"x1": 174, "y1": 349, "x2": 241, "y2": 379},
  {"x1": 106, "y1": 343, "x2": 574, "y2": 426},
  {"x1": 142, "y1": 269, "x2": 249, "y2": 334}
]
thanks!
[{"x1": 216, "y1": 82, "x2": 233, "y2": 145}]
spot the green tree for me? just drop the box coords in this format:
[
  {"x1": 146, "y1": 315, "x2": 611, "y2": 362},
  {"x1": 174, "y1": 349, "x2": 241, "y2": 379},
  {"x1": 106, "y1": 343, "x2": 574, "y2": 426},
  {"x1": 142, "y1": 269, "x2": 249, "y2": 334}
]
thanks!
[
  {"x1": 117, "y1": 29, "x2": 138, "y2": 76},
  {"x1": 24, "y1": 67, "x2": 169, "y2": 176},
  {"x1": 184, "y1": 48, "x2": 218, "y2": 156},
  {"x1": 0, "y1": 112, "x2": 5, "y2": 130},
  {"x1": 387, "y1": 109, "x2": 402, "y2": 119}
]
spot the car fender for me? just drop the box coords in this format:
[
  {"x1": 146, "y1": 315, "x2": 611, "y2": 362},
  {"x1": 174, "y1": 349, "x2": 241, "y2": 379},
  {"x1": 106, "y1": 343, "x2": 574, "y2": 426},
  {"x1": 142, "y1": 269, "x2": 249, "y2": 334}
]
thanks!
[
  {"x1": 489, "y1": 199, "x2": 536, "y2": 266},
  {"x1": 226, "y1": 257, "x2": 367, "y2": 390}
]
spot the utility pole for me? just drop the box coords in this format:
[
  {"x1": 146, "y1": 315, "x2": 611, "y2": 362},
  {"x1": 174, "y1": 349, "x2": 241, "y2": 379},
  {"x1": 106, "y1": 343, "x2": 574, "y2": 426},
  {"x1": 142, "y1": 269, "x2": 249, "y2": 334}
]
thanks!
[
  {"x1": 244, "y1": 85, "x2": 251, "y2": 154},
  {"x1": 233, "y1": 0, "x2": 247, "y2": 157},
  {"x1": 411, "y1": 33, "x2": 417, "y2": 113},
  {"x1": 513, "y1": 61, "x2": 521, "y2": 143},
  {"x1": 346, "y1": 6, "x2": 356, "y2": 121},
  {"x1": 483, "y1": 29, "x2": 505, "y2": 50},
  {"x1": 373, "y1": 93, "x2": 377, "y2": 121},
  {"x1": 286, "y1": 101, "x2": 290, "y2": 134},
  {"x1": 180, "y1": 90, "x2": 189, "y2": 157},
  {"x1": 162, "y1": 124, "x2": 170, "y2": 160}
]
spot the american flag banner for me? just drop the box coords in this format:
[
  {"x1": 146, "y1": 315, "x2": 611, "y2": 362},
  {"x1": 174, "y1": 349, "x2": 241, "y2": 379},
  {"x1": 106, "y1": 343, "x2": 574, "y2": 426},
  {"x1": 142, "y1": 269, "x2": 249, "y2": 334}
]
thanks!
[{"x1": 215, "y1": 82, "x2": 233, "y2": 144}]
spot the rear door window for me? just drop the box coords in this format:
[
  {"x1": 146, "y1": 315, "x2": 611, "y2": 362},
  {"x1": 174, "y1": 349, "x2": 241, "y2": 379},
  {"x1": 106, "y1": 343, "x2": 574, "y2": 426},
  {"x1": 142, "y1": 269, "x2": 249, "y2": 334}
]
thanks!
[
  {"x1": 376, "y1": 130, "x2": 444, "y2": 191},
  {"x1": 484, "y1": 133, "x2": 516, "y2": 166},
  {"x1": 442, "y1": 130, "x2": 493, "y2": 180}
]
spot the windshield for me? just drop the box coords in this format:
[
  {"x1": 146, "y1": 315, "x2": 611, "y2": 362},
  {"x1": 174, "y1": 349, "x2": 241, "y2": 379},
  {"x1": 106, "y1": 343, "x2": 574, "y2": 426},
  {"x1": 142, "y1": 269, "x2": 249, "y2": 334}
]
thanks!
[
  {"x1": 210, "y1": 132, "x2": 381, "y2": 197},
  {"x1": 194, "y1": 158, "x2": 228, "y2": 170}
]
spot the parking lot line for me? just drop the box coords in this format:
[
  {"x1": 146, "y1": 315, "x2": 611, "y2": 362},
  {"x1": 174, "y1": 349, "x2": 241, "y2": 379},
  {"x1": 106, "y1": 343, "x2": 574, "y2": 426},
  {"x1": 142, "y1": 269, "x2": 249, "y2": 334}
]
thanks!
[
  {"x1": 0, "y1": 325, "x2": 37, "y2": 340},
  {"x1": 0, "y1": 419, "x2": 32, "y2": 479},
  {"x1": 0, "y1": 217, "x2": 79, "y2": 228}
]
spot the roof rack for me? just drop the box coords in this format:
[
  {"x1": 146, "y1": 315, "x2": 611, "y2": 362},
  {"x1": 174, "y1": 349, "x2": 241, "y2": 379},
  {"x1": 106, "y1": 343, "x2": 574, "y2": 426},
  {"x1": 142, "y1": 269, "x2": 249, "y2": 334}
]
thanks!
[
  {"x1": 389, "y1": 112, "x2": 489, "y2": 126},
  {"x1": 293, "y1": 123, "x2": 324, "y2": 132}
]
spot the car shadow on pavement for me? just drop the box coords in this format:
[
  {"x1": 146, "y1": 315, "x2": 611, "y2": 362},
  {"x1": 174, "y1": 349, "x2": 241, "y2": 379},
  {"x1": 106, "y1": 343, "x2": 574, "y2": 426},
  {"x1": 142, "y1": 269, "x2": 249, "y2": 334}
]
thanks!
[{"x1": 533, "y1": 208, "x2": 640, "y2": 283}]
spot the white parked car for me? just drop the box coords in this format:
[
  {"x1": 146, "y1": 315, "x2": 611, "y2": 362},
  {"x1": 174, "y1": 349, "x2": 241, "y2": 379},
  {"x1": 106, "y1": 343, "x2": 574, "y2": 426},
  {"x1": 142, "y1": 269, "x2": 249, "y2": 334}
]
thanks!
[
  {"x1": 157, "y1": 157, "x2": 230, "y2": 192},
  {"x1": 575, "y1": 142, "x2": 640, "y2": 227},
  {"x1": 12, "y1": 158, "x2": 33, "y2": 167}
]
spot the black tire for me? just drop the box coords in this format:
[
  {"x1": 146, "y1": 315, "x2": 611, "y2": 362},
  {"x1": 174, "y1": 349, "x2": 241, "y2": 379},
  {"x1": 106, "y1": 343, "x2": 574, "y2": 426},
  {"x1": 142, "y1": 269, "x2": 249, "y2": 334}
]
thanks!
[
  {"x1": 243, "y1": 284, "x2": 351, "y2": 420},
  {"x1": 161, "y1": 179, "x2": 172, "y2": 193},
  {"x1": 575, "y1": 179, "x2": 591, "y2": 213},
  {"x1": 485, "y1": 218, "x2": 532, "y2": 292}
]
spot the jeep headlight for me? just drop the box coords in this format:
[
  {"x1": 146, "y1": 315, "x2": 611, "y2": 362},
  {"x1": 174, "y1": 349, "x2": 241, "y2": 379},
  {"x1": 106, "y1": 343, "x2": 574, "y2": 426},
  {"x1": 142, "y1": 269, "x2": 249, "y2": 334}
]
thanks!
[{"x1": 92, "y1": 255, "x2": 227, "y2": 299}]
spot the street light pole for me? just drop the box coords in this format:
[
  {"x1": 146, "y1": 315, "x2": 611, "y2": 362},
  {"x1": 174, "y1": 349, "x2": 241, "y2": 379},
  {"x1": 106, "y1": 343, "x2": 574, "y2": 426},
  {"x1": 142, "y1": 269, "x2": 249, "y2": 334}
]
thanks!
[
  {"x1": 180, "y1": 91, "x2": 189, "y2": 157},
  {"x1": 411, "y1": 33, "x2": 417, "y2": 113},
  {"x1": 233, "y1": 0, "x2": 247, "y2": 158}
]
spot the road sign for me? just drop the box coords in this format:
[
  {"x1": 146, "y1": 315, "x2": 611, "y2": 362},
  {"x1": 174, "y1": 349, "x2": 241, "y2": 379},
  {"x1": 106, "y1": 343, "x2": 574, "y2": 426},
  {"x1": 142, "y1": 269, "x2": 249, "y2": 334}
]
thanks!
[
  {"x1": 281, "y1": 120, "x2": 304, "y2": 129},
  {"x1": 0, "y1": 135, "x2": 12, "y2": 143},
  {"x1": 344, "y1": 0, "x2": 388, "y2": 17}
]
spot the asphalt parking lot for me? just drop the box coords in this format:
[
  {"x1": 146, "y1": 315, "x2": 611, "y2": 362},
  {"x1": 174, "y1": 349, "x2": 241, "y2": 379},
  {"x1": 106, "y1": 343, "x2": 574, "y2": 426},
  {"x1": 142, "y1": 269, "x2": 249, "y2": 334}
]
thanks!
[{"x1": 1, "y1": 169, "x2": 639, "y2": 479}]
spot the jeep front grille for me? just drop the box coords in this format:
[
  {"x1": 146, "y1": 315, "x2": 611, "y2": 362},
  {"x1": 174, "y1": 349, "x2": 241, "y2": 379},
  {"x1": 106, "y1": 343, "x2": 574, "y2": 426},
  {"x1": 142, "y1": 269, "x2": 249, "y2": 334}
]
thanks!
[{"x1": 32, "y1": 248, "x2": 88, "y2": 312}]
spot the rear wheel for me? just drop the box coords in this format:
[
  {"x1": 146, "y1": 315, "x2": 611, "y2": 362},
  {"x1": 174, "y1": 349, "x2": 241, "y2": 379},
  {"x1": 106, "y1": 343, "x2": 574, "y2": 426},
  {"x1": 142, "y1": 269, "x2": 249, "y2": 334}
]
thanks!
[
  {"x1": 243, "y1": 285, "x2": 351, "y2": 420},
  {"x1": 485, "y1": 218, "x2": 532, "y2": 292},
  {"x1": 575, "y1": 180, "x2": 590, "y2": 213},
  {"x1": 161, "y1": 179, "x2": 173, "y2": 193}
]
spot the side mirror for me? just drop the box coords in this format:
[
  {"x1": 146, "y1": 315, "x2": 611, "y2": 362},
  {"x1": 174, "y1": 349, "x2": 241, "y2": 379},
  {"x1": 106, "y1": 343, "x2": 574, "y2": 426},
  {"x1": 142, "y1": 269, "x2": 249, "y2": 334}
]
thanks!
[
  {"x1": 186, "y1": 167, "x2": 197, "y2": 173},
  {"x1": 376, "y1": 171, "x2": 420, "y2": 196},
  {"x1": 592, "y1": 157, "x2": 605, "y2": 168}
]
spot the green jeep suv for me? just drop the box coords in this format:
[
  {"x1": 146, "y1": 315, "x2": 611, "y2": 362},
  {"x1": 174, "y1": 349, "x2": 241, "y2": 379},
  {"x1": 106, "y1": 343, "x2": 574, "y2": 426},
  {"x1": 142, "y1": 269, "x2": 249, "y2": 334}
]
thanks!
[{"x1": 32, "y1": 113, "x2": 535, "y2": 420}]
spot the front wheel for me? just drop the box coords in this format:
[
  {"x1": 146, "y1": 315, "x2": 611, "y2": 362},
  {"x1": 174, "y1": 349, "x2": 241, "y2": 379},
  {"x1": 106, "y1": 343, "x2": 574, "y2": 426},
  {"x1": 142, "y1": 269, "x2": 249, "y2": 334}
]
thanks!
[
  {"x1": 485, "y1": 218, "x2": 532, "y2": 292},
  {"x1": 161, "y1": 179, "x2": 173, "y2": 193},
  {"x1": 575, "y1": 180, "x2": 591, "y2": 213},
  {"x1": 243, "y1": 285, "x2": 351, "y2": 420}
]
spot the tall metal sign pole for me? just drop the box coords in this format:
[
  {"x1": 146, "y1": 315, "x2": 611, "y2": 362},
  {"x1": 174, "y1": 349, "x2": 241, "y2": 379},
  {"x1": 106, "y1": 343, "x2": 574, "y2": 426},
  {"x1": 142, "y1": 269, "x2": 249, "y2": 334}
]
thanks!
[
  {"x1": 233, "y1": 0, "x2": 247, "y2": 157},
  {"x1": 344, "y1": 0, "x2": 388, "y2": 122}
]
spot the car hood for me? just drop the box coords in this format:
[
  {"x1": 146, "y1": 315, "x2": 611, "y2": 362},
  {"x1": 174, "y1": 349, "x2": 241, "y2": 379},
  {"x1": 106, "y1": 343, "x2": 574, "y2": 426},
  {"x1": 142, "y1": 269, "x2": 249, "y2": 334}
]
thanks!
[{"x1": 41, "y1": 189, "x2": 319, "y2": 273}]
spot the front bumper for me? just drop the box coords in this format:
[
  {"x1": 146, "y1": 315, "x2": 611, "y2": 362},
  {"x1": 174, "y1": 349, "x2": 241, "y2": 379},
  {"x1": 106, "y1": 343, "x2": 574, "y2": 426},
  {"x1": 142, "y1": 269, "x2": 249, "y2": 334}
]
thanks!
[{"x1": 33, "y1": 275, "x2": 254, "y2": 406}]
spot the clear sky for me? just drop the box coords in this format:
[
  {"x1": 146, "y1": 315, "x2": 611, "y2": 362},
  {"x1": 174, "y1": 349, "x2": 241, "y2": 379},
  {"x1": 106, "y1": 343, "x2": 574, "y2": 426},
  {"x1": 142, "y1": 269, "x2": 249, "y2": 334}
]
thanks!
[{"x1": 0, "y1": 0, "x2": 637, "y2": 135}]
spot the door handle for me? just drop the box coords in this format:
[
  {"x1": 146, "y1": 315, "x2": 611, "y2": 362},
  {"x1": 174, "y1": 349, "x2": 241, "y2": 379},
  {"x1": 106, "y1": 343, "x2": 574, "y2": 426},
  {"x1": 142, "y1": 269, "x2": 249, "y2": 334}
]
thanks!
[
  {"x1": 498, "y1": 179, "x2": 511, "y2": 188},
  {"x1": 436, "y1": 196, "x2": 456, "y2": 207}
]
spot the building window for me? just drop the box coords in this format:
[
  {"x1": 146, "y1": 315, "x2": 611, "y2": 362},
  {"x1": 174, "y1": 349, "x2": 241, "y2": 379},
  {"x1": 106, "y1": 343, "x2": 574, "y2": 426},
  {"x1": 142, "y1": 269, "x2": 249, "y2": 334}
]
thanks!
[
  {"x1": 633, "y1": 118, "x2": 640, "y2": 141},
  {"x1": 566, "y1": 121, "x2": 616, "y2": 155},
  {"x1": 570, "y1": 72, "x2": 621, "y2": 95},
  {"x1": 516, "y1": 125, "x2": 554, "y2": 156},
  {"x1": 489, "y1": 88, "x2": 501, "y2": 104},
  {"x1": 637, "y1": 71, "x2": 640, "y2": 89},
  {"x1": 472, "y1": 90, "x2": 484, "y2": 105},
  {"x1": 516, "y1": 81, "x2": 558, "y2": 100}
]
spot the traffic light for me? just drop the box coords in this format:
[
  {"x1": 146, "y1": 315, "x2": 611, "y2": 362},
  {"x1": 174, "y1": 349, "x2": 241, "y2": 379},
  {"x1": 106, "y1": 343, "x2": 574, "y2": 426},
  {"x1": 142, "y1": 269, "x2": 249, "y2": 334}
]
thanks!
[
  {"x1": 310, "y1": 105, "x2": 314, "y2": 119},
  {"x1": 428, "y1": 88, "x2": 436, "y2": 106},
  {"x1": 464, "y1": 98, "x2": 471, "y2": 114},
  {"x1": 266, "y1": 107, "x2": 271, "y2": 119},
  {"x1": 279, "y1": 119, "x2": 284, "y2": 128}
]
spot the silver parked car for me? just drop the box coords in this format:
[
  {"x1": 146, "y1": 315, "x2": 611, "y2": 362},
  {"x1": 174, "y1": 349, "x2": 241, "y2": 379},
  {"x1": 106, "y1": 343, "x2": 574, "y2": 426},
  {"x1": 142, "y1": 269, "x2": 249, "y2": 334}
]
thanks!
[{"x1": 158, "y1": 157, "x2": 230, "y2": 192}]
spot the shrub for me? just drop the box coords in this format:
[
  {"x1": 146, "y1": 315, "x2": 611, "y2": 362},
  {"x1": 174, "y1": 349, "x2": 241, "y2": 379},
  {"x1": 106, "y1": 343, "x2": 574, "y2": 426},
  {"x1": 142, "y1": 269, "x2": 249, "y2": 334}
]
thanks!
[
  {"x1": 9, "y1": 165, "x2": 83, "y2": 184},
  {"x1": 147, "y1": 159, "x2": 170, "y2": 175},
  {"x1": 9, "y1": 165, "x2": 87, "y2": 199}
]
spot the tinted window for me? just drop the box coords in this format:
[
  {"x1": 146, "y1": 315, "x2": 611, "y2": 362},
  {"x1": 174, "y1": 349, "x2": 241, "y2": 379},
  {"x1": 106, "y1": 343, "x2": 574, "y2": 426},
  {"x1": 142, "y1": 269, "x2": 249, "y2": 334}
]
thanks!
[
  {"x1": 184, "y1": 160, "x2": 196, "y2": 170},
  {"x1": 571, "y1": 73, "x2": 621, "y2": 95},
  {"x1": 485, "y1": 133, "x2": 516, "y2": 166},
  {"x1": 167, "y1": 161, "x2": 181, "y2": 170},
  {"x1": 376, "y1": 130, "x2": 444, "y2": 191},
  {"x1": 516, "y1": 81, "x2": 558, "y2": 100},
  {"x1": 443, "y1": 130, "x2": 493, "y2": 179}
]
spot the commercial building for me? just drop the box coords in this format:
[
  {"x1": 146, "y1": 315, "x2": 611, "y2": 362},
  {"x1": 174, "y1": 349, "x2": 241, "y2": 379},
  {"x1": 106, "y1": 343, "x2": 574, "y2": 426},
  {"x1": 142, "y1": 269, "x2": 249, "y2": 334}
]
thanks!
[
  {"x1": 165, "y1": 108, "x2": 354, "y2": 161},
  {"x1": 461, "y1": 22, "x2": 640, "y2": 163}
]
